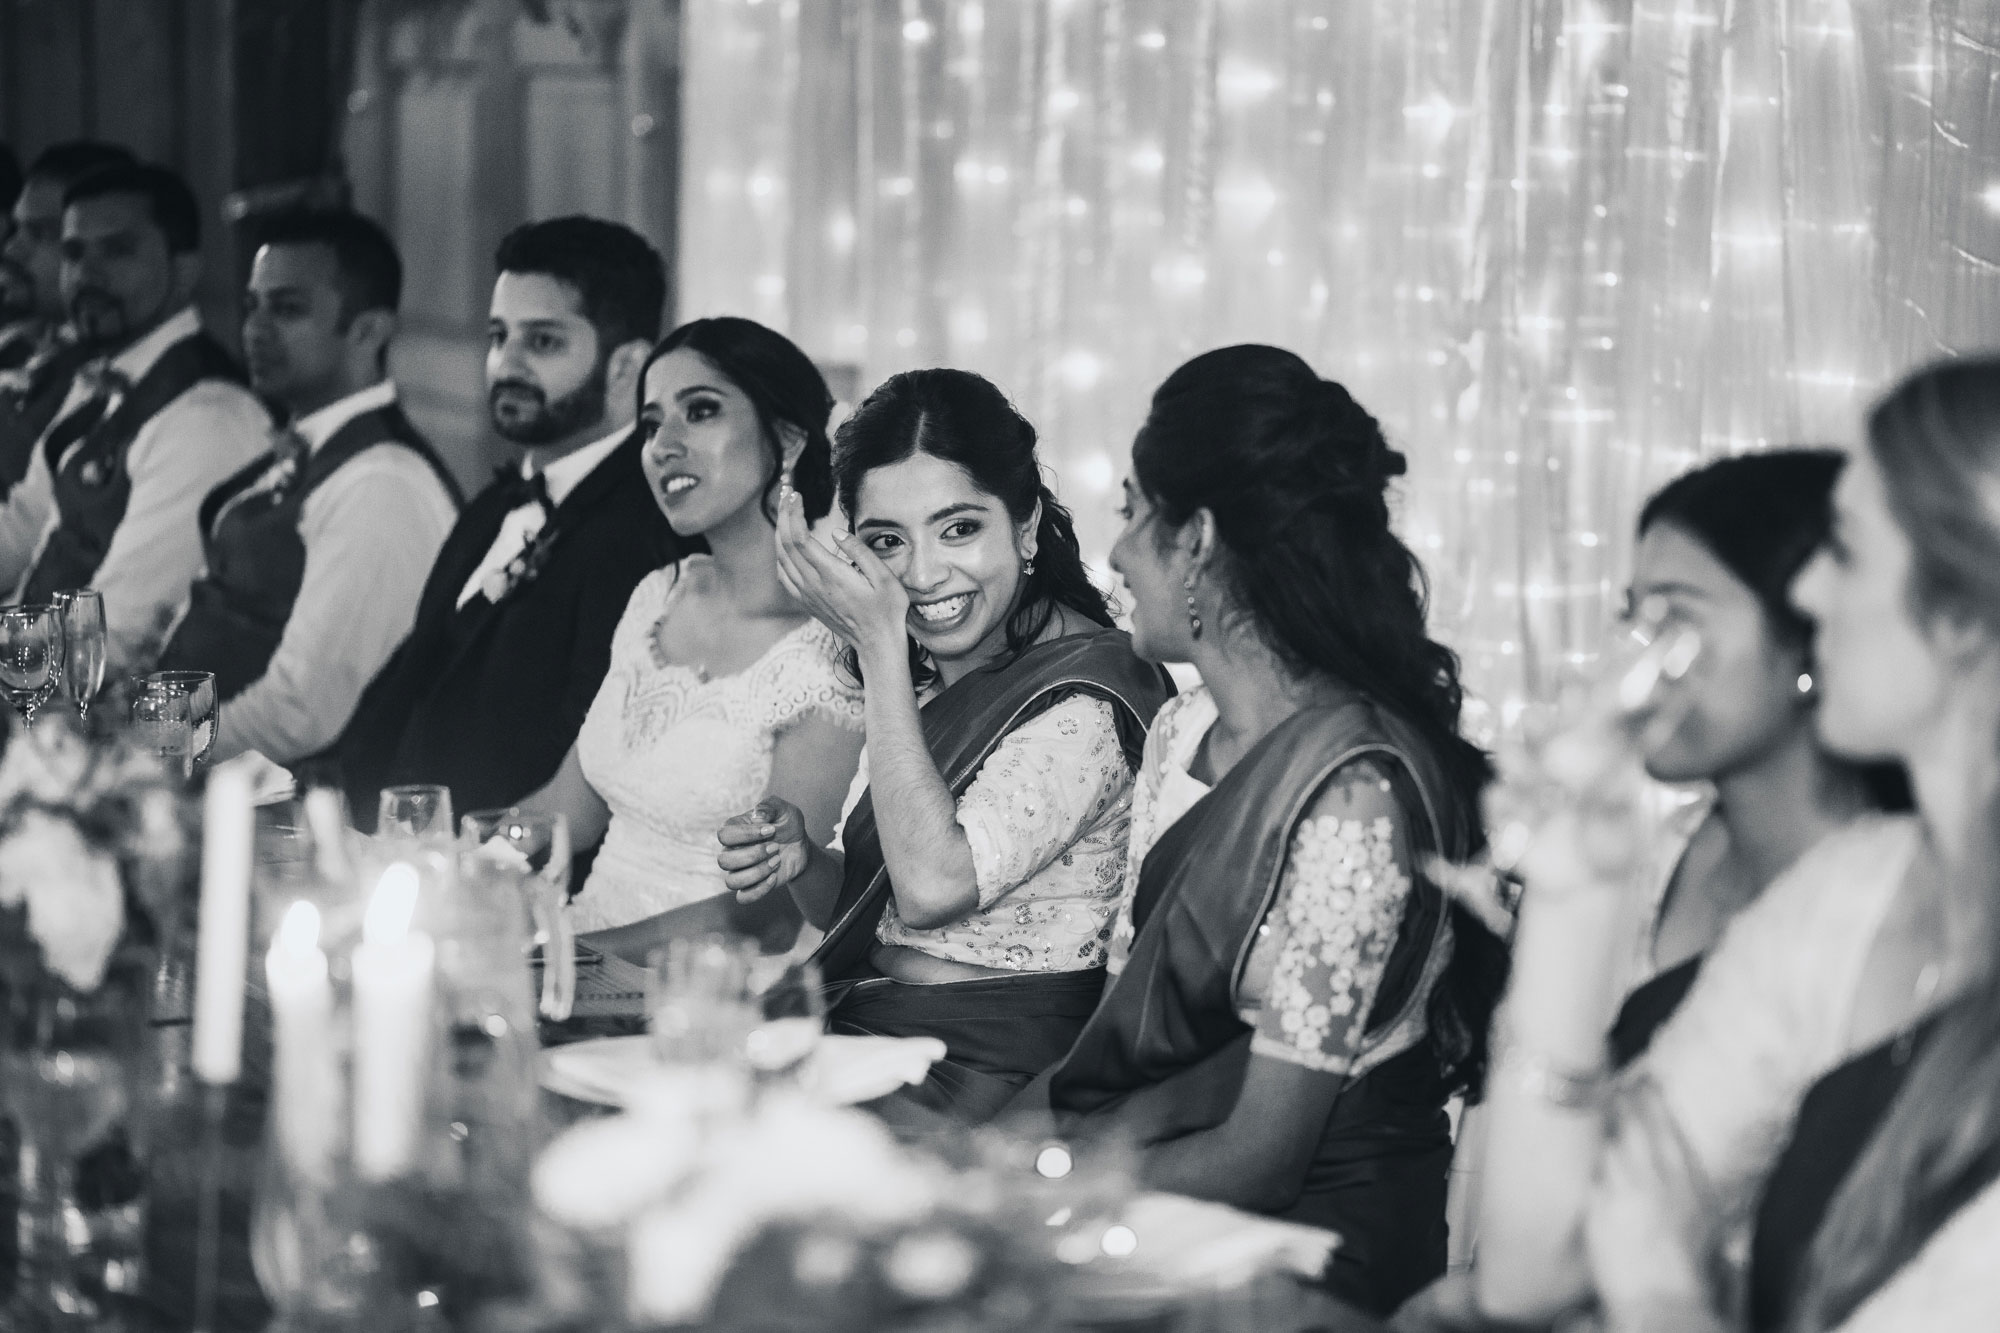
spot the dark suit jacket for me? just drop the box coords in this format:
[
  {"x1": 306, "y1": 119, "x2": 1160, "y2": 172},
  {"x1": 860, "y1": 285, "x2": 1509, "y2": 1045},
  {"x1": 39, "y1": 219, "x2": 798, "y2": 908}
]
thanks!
[{"x1": 327, "y1": 428, "x2": 696, "y2": 827}]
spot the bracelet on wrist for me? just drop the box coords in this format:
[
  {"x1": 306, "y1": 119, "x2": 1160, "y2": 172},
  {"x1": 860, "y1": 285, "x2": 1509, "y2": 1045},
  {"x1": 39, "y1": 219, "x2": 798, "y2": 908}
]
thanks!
[{"x1": 1493, "y1": 1024, "x2": 1610, "y2": 1111}]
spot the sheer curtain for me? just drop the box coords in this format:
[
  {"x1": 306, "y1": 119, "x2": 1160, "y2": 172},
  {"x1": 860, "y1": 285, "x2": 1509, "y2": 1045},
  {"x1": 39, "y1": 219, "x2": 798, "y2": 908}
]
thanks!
[{"x1": 678, "y1": 0, "x2": 2000, "y2": 726}]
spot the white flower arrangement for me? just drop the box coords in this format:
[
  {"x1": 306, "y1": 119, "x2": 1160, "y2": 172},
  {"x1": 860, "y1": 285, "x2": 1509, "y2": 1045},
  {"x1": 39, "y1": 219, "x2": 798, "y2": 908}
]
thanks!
[{"x1": 0, "y1": 715, "x2": 189, "y2": 994}]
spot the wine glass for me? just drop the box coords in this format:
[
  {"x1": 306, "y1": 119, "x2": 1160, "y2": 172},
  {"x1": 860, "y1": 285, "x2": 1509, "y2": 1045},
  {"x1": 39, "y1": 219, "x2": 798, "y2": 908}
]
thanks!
[
  {"x1": 143, "y1": 670, "x2": 218, "y2": 770},
  {"x1": 52, "y1": 589, "x2": 107, "y2": 723},
  {"x1": 745, "y1": 957, "x2": 826, "y2": 1079},
  {"x1": 644, "y1": 935, "x2": 763, "y2": 1067},
  {"x1": 460, "y1": 808, "x2": 574, "y2": 1021},
  {"x1": 130, "y1": 682, "x2": 194, "y2": 778},
  {"x1": 0, "y1": 603, "x2": 64, "y2": 726},
  {"x1": 378, "y1": 784, "x2": 454, "y2": 842}
]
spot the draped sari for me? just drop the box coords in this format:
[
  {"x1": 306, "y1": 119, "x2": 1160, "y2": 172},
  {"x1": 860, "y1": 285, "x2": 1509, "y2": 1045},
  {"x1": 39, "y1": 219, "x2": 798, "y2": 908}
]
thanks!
[
  {"x1": 813, "y1": 628, "x2": 1174, "y2": 1124},
  {"x1": 1042, "y1": 699, "x2": 1478, "y2": 1315}
]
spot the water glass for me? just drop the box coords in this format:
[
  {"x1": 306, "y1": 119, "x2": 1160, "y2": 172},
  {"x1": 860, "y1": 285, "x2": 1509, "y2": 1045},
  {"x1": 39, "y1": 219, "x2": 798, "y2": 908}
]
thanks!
[
  {"x1": 0, "y1": 603, "x2": 63, "y2": 726},
  {"x1": 130, "y1": 685, "x2": 194, "y2": 778},
  {"x1": 142, "y1": 670, "x2": 218, "y2": 770},
  {"x1": 377, "y1": 784, "x2": 453, "y2": 843},
  {"x1": 460, "y1": 808, "x2": 574, "y2": 1021},
  {"x1": 644, "y1": 935, "x2": 762, "y2": 1067},
  {"x1": 51, "y1": 589, "x2": 107, "y2": 721}
]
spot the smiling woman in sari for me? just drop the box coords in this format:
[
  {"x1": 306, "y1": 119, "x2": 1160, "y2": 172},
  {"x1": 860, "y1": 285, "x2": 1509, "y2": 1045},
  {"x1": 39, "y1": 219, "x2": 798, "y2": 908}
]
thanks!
[{"x1": 717, "y1": 368, "x2": 1172, "y2": 1123}]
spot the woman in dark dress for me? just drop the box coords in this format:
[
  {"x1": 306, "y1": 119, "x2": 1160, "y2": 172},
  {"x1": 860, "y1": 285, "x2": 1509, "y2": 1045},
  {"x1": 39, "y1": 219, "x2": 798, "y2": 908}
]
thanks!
[{"x1": 1022, "y1": 346, "x2": 1508, "y2": 1317}]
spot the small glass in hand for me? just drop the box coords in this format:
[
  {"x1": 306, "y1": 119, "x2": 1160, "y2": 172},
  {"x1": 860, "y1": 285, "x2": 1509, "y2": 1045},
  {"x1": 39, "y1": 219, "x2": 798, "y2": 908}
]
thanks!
[
  {"x1": 460, "y1": 808, "x2": 575, "y2": 1021},
  {"x1": 0, "y1": 603, "x2": 64, "y2": 726},
  {"x1": 51, "y1": 590, "x2": 106, "y2": 723},
  {"x1": 143, "y1": 670, "x2": 218, "y2": 770},
  {"x1": 379, "y1": 784, "x2": 454, "y2": 843}
]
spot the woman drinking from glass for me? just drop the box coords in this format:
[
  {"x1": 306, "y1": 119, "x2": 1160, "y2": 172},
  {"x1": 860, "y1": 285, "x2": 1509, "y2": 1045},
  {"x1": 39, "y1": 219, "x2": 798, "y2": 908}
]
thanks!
[{"x1": 719, "y1": 368, "x2": 1172, "y2": 1123}]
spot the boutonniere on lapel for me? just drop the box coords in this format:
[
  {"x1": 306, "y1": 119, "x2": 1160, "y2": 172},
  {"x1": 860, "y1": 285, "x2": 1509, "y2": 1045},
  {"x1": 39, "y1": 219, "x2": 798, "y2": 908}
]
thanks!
[{"x1": 480, "y1": 516, "x2": 563, "y2": 606}]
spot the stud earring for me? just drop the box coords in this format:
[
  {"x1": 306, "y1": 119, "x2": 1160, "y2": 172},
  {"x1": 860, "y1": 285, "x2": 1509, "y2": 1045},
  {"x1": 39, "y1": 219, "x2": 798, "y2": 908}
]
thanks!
[
  {"x1": 1185, "y1": 573, "x2": 1203, "y2": 640},
  {"x1": 1797, "y1": 672, "x2": 1815, "y2": 697}
]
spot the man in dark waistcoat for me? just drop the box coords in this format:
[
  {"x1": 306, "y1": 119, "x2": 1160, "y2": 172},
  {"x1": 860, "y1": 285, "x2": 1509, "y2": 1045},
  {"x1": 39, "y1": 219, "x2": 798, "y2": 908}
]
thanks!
[
  {"x1": 156, "y1": 211, "x2": 461, "y2": 764},
  {"x1": 0, "y1": 161, "x2": 269, "y2": 670},
  {"x1": 0, "y1": 142, "x2": 137, "y2": 502},
  {"x1": 329, "y1": 216, "x2": 695, "y2": 826}
]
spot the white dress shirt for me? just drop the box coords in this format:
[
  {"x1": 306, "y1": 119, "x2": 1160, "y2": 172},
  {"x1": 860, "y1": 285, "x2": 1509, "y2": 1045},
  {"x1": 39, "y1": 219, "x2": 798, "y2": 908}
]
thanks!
[
  {"x1": 209, "y1": 380, "x2": 459, "y2": 764},
  {"x1": 0, "y1": 307, "x2": 271, "y2": 668},
  {"x1": 455, "y1": 426, "x2": 626, "y2": 610}
]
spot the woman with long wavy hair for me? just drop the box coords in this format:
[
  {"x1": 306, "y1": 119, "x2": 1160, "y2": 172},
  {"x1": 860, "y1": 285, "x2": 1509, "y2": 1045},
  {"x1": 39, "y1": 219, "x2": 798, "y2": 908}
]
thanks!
[
  {"x1": 1025, "y1": 345, "x2": 1507, "y2": 1317},
  {"x1": 717, "y1": 368, "x2": 1173, "y2": 1123}
]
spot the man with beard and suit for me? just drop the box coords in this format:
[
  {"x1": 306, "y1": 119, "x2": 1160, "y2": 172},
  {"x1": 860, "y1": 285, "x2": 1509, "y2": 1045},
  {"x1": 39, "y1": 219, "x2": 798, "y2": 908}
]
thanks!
[
  {"x1": 0, "y1": 161, "x2": 268, "y2": 670},
  {"x1": 331, "y1": 215, "x2": 694, "y2": 825},
  {"x1": 155, "y1": 211, "x2": 461, "y2": 763},
  {"x1": 0, "y1": 141, "x2": 137, "y2": 500}
]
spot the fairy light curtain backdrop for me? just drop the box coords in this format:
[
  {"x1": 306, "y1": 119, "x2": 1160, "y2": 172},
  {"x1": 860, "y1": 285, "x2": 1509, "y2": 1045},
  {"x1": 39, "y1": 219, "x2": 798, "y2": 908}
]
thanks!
[{"x1": 677, "y1": 0, "x2": 2000, "y2": 730}]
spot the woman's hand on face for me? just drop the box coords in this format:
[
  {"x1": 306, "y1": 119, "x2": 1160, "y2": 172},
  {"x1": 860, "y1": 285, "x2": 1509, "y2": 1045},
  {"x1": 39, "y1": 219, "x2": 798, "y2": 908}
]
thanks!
[
  {"x1": 717, "y1": 798, "x2": 812, "y2": 902},
  {"x1": 773, "y1": 485, "x2": 910, "y2": 661}
]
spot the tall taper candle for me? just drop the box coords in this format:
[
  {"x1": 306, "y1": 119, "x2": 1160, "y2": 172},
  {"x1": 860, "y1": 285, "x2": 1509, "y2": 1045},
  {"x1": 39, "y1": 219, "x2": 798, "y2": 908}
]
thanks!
[
  {"x1": 351, "y1": 862, "x2": 434, "y2": 1181},
  {"x1": 193, "y1": 760, "x2": 255, "y2": 1085},
  {"x1": 265, "y1": 901, "x2": 337, "y2": 1180}
]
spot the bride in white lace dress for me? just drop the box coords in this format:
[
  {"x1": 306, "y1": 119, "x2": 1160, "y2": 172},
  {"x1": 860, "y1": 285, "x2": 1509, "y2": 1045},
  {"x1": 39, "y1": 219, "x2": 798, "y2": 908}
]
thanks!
[{"x1": 524, "y1": 317, "x2": 864, "y2": 951}]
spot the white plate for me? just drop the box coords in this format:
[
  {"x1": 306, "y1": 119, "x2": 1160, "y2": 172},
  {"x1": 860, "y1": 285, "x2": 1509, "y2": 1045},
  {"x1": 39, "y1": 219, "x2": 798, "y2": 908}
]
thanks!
[{"x1": 540, "y1": 1032, "x2": 947, "y2": 1108}]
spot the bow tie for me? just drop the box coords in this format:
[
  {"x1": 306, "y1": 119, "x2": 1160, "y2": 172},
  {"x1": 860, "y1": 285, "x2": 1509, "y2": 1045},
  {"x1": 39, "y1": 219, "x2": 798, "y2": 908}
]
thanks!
[{"x1": 492, "y1": 465, "x2": 553, "y2": 514}]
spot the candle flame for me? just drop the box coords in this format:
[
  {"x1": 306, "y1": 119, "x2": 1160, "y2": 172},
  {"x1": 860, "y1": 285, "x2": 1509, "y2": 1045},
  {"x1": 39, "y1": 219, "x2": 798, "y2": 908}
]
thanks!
[
  {"x1": 364, "y1": 863, "x2": 421, "y2": 945},
  {"x1": 277, "y1": 900, "x2": 321, "y2": 956}
]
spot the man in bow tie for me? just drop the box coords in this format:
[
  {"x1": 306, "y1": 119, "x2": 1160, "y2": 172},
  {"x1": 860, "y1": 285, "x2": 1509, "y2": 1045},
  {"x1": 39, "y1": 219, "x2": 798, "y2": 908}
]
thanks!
[
  {"x1": 0, "y1": 160, "x2": 269, "y2": 671},
  {"x1": 0, "y1": 141, "x2": 137, "y2": 502},
  {"x1": 329, "y1": 216, "x2": 694, "y2": 825},
  {"x1": 154, "y1": 210, "x2": 461, "y2": 763}
]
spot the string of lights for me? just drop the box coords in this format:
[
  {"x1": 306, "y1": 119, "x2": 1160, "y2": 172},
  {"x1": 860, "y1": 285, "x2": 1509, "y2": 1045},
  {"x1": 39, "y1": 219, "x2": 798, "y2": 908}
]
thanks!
[{"x1": 678, "y1": 0, "x2": 2000, "y2": 737}]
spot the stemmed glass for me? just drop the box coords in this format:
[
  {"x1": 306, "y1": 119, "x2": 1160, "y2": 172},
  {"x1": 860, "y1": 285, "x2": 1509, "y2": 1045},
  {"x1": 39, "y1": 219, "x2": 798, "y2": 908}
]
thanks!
[
  {"x1": 142, "y1": 670, "x2": 218, "y2": 770},
  {"x1": 0, "y1": 603, "x2": 64, "y2": 726},
  {"x1": 378, "y1": 784, "x2": 454, "y2": 842},
  {"x1": 52, "y1": 589, "x2": 107, "y2": 723},
  {"x1": 460, "y1": 808, "x2": 574, "y2": 1021}
]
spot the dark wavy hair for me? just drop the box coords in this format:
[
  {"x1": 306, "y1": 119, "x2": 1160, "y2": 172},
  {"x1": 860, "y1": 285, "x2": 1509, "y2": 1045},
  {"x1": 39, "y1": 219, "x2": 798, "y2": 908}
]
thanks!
[
  {"x1": 834, "y1": 368, "x2": 1113, "y2": 688},
  {"x1": 1793, "y1": 357, "x2": 2000, "y2": 1331},
  {"x1": 494, "y1": 216, "x2": 664, "y2": 351},
  {"x1": 1131, "y1": 343, "x2": 1503, "y2": 1095},
  {"x1": 644, "y1": 316, "x2": 834, "y2": 524},
  {"x1": 1638, "y1": 449, "x2": 1912, "y2": 812}
]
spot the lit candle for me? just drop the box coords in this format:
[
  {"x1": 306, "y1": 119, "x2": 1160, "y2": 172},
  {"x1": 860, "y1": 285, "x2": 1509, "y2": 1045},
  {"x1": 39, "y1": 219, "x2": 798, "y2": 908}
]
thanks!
[
  {"x1": 193, "y1": 761, "x2": 255, "y2": 1085},
  {"x1": 350, "y1": 863, "x2": 434, "y2": 1181},
  {"x1": 265, "y1": 901, "x2": 336, "y2": 1180}
]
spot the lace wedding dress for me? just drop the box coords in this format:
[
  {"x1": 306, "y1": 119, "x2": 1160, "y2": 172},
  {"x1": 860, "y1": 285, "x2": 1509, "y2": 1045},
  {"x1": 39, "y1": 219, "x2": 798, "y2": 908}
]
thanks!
[{"x1": 569, "y1": 560, "x2": 863, "y2": 932}]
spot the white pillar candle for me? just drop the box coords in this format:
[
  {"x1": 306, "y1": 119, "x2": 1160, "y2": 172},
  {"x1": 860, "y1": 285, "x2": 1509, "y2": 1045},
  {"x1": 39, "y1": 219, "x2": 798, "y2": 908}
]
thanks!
[
  {"x1": 351, "y1": 862, "x2": 435, "y2": 1182},
  {"x1": 193, "y1": 761, "x2": 255, "y2": 1085},
  {"x1": 265, "y1": 901, "x2": 336, "y2": 1180}
]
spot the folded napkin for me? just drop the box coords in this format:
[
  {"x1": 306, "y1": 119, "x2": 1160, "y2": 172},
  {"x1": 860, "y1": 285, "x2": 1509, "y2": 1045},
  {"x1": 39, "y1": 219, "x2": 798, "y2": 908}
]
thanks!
[
  {"x1": 232, "y1": 750, "x2": 297, "y2": 806},
  {"x1": 1106, "y1": 1192, "x2": 1340, "y2": 1288},
  {"x1": 541, "y1": 1032, "x2": 948, "y2": 1109}
]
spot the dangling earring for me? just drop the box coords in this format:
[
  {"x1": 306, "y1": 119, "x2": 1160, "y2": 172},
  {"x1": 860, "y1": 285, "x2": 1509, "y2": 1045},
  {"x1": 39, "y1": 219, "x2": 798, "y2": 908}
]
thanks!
[
  {"x1": 1022, "y1": 556, "x2": 1036, "y2": 576},
  {"x1": 1184, "y1": 573, "x2": 1203, "y2": 640}
]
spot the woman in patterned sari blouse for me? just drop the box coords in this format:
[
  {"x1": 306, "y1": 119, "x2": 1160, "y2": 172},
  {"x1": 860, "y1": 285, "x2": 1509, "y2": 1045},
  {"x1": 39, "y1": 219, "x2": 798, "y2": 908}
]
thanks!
[{"x1": 1034, "y1": 346, "x2": 1508, "y2": 1317}]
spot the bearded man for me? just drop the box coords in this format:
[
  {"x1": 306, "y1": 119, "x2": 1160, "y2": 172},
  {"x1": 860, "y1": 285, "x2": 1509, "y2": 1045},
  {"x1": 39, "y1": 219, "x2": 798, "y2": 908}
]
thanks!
[{"x1": 328, "y1": 216, "x2": 696, "y2": 824}]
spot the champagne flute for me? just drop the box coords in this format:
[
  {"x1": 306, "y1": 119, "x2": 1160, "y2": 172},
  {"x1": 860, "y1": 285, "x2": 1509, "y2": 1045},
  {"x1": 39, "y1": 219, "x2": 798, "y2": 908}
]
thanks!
[
  {"x1": 52, "y1": 589, "x2": 107, "y2": 723},
  {"x1": 378, "y1": 784, "x2": 454, "y2": 843},
  {"x1": 144, "y1": 670, "x2": 218, "y2": 769},
  {"x1": 0, "y1": 603, "x2": 64, "y2": 726},
  {"x1": 460, "y1": 808, "x2": 575, "y2": 1021}
]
